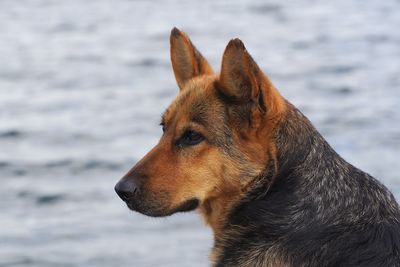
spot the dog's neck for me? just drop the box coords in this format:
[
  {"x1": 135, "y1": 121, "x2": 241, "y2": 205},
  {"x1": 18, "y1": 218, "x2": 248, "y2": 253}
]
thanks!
[
  {"x1": 198, "y1": 189, "x2": 244, "y2": 237},
  {"x1": 274, "y1": 103, "x2": 321, "y2": 177},
  {"x1": 202, "y1": 102, "x2": 327, "y2": 239},
  {"x1": 220, "y1": 103, "x2": 337, "y2": 229},
  {"x1": 197, "y1": 99, "x2": 297, "y2": 237}
]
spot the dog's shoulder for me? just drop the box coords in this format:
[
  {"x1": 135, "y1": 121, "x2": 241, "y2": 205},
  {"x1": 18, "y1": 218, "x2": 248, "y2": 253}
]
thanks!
[{"x1": 213, "y1": 158, "x2": 400, "y2": 266}]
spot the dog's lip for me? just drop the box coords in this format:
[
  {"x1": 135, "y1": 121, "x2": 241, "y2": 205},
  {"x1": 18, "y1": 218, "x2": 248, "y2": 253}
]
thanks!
[
  {"x1": 174, "y1": 198, "x2": 199, "y2": 213},
  {"x1": 126, "y1": 201, "x2": 171, "y2": 217},
  {"x1": 124, "y1": 197, "x2": 200, "y2": 217},
  {"x1": 124, "y1": 198, "x2": 138, "y2": 209},
  {"x1": 126, "y1": 201, "x2": 136, "y2": 211}
]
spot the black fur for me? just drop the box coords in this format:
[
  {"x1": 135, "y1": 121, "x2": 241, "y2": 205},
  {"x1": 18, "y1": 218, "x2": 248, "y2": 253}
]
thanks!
[{"x1": 215, "y1": 104, "x2": 400, "y2": 266}]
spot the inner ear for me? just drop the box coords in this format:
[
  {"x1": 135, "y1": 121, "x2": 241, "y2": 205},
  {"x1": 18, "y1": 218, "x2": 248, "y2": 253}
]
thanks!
[
  {"x1": 170, "y1": 27, "x2": 214, "y2": 90},
  {"x1": 219, "y1": 38, "x2": 261, "y2": 102},
  {"x1": 217, "y1": 39, "x2": 273, "y2": 129}
]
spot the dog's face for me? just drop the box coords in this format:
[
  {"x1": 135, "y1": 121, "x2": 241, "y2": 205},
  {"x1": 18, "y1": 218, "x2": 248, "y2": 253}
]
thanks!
[{"x1": 115, "y1": 28, "x2": 285, "y2": 217}]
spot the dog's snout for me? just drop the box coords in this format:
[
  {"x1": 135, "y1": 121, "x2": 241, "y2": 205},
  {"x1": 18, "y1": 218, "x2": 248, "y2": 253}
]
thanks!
[{"x1": 115, "y1": 178, "x2": 138, "y2": 202}]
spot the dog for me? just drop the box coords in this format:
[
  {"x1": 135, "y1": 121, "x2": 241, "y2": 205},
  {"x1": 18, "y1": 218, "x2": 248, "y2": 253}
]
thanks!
[{"x1": 115, "y1": 27, "x2": 400, "y2": 266}]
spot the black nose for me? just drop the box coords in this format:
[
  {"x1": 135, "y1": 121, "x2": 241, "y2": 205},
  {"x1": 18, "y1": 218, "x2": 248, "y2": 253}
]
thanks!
[{"x1": 114, "y1": 179, "x2": 138, "y2": 202}]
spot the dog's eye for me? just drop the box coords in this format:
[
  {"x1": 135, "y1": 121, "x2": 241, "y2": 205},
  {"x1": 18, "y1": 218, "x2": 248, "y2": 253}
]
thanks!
[{"x1": 177, "y1": 130, "x2": 205, "y2": 147}]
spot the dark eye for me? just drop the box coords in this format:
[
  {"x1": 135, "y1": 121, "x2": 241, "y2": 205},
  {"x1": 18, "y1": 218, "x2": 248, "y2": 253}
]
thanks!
[{"x1": 177, "y1": 130, "x2": 205, "y2": 147}]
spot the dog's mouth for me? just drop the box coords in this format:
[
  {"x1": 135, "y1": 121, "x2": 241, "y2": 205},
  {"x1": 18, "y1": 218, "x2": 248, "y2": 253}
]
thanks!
[
  {"x1": 124, "y1": 196, "x2": 199, "y2": 217},
  {"x1": 173, "y1": 198, "x2": 199, "y2": 213}
]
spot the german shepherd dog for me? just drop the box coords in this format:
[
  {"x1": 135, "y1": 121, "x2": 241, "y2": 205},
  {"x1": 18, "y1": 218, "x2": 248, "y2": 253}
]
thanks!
[{"x1": 115, "y1": 28, "x2": 400, "y2": 266}]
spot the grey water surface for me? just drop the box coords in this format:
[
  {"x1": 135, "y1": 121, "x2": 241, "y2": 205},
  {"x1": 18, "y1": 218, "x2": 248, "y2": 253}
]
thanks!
[{"x1": 1, "y1": 0, "x2": 400, "y2": 266}]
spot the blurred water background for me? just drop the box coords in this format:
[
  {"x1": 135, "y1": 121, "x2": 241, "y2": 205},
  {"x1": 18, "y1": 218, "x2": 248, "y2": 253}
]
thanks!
[{"x1": 0, "y1": 0, "x2": 400, "y2": 266}]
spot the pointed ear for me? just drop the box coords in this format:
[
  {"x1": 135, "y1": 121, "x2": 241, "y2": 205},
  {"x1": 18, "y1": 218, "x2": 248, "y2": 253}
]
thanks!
[
  {"x1": 170, "y1": 27, "x2": 214, "y2": 90},
  {"x1": 218, "y1": 39, "x2": 266, "y2": 107}
]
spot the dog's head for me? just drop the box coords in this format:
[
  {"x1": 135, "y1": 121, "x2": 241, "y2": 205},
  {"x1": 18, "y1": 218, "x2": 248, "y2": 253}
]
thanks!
[{"x1": 115, "y1": 28, "x2": 286, "y2": 217}]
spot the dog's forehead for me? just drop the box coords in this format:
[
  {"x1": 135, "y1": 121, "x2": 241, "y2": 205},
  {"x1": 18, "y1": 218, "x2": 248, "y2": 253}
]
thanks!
[{"x1": 163, "y1": 75, "x2": 218, "y2": 125}]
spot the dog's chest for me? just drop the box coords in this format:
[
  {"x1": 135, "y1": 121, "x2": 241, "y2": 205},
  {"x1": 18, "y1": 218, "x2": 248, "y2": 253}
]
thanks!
[{"x1": 210, "y1": 239, "x2": 288, "y2": 267}]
